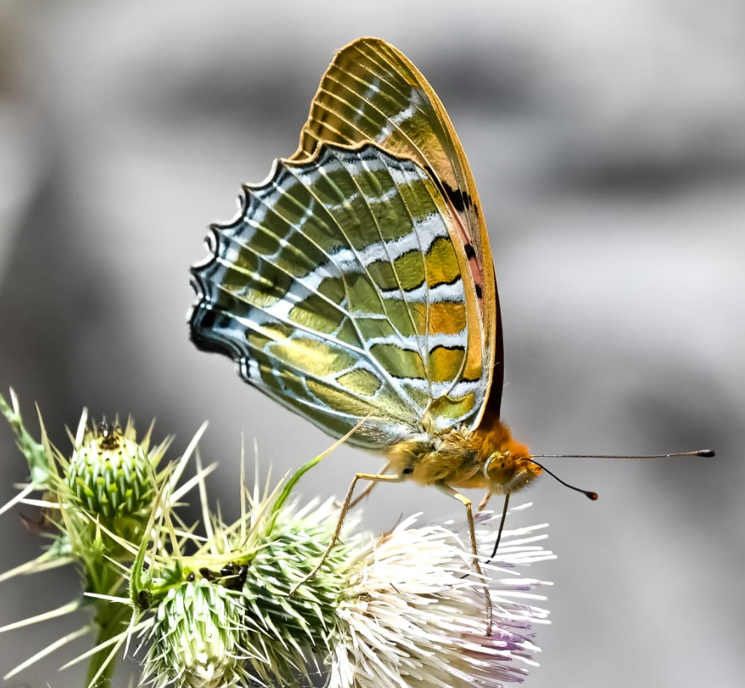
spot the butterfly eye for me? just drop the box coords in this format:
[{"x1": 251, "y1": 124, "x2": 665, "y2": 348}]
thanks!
[{"x1": 483, "y1": 452, "x2": 510, "y2": 479}]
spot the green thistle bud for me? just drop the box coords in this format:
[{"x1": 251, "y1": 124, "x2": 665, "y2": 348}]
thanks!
[
  {"x1": 240, "y1": 500, "x2": 358, "y2": 684},
  {"x1": 142, "y1": 578, "x2": 249, "y2": 688},
  {"x1": 67, "y1": 420, "x2": 155, "y2": 520}
]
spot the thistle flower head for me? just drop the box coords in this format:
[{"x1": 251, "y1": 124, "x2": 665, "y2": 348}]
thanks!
[
  {"x1": 0, "y1": 394, "x2": 206, "y2": 686},
  {"x1": 328, "y1": 509, "x2": 552, "y2": 688},
  {"x1": 239, "y1": 498, "x2": 360, "y2": 684},
  {"x1": 36, "y1": 414, "x2": 176, "y2": 583},
  {"x1": 142, "y1": 578, "x2": 249, "y2": 688},
  {"x1": 67, "y1": 419, "x2": 155, "y2": 520}
]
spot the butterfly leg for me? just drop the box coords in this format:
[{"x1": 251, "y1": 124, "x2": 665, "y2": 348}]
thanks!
[
  {"x1": 289, "y1": 472, "x2": 406, "y2": 597},
  {"x1": 478, "y1": 490, "x2": 492, "y2": 511},
  {"x1": 435, "y1": 482, "x2": 493, "y2": 636},
  {"x1": 347, "y1": 461, "x2": 391, "y2": 509}
]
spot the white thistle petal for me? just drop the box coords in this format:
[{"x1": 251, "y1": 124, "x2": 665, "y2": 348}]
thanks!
[{"x1": 328, "y1": 510, "x2": 552, "y2": 688}]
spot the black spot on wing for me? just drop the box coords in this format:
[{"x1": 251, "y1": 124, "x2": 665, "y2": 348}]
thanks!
[
  {"x1": 442, "y1": 181, "x2": 472, "y2": 214},
  {"x1": 422, "y1": 163, "x2": 474, "y2": 215}
]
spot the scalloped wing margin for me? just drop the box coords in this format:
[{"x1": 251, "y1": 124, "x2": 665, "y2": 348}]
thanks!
[{"x1": 190, "y1": 144, "x2": 488, "y2": 448}]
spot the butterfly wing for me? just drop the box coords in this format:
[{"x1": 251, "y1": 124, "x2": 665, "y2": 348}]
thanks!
[
  {"x1": 191, "y1": 143, "x2": 487, "y2": 448},
  {"x1": 292, "y1": 37, "x2": 503, "y2": 420}
]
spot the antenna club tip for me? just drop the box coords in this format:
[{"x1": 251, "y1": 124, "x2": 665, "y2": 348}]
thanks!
[
  {"x1": 588, "y1": 492, "x2": 599, "y2": 501},
  {"x1": 698, "y1": 449, "x2": 716, "y2": 458}
]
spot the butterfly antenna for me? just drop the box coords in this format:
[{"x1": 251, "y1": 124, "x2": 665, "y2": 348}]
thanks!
[
  {"x1": 527, "y1": 459, "x2": 598, "y2": 500},
  {"x1": 526, "y1": 448, "x2": 715, "y2": 501},
  {"x1": 531, "y1": 449, "x2": 715, "y2": 460}
]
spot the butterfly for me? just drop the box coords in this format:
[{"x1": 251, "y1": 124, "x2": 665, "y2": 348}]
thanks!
[{"x1": 189, "y1": 37, "x2": 713, "y2": 630}]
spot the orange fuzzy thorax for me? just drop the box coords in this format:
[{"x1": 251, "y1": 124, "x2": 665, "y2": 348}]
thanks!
[{"x1": 386, "y1": 415, "x2": 542, "y2": 495}]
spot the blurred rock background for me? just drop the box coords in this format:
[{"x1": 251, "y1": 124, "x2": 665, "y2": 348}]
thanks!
[{"x1": 0, "y1": 1, "x2": 742, "y2": 687}]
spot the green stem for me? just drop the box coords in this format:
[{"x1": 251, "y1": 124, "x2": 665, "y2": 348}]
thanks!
[{"x1": 85, "y1": 602, "x2": 130, "y2": 688}]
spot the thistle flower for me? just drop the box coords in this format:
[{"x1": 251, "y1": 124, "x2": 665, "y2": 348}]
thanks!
[
  {"x1": 0, "y1": 391, "x2": 206, "y2": 686},
  {"x1": 143, "y1": 578, "x2": 249, "y2": 688},
  {"x1": 0, "y1": 389, "x2": 181, "y2": 555},
  {"x1": 67, "y1": 420, "x2": 155, "y2": 518},
  {"x1": 238, "y1": 498, "x2": 360, "y2": 684},
  {"x1": 328, "y1": 508, "x2": 552, "y2": 688}
]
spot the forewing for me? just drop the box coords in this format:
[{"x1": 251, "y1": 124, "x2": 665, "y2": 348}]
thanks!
[
  {"x1": 190, "y1": 144, "x2": 488, "y2": 448},
  {"x1": 292, "y1": 37, "x2": 502, "y2": 420}
]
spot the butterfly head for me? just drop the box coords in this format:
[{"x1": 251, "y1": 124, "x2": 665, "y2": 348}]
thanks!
[{"x1": 483, "y1": 438, "x2": 542, "y2": 494}]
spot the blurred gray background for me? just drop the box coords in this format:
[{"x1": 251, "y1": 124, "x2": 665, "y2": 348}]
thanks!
[{"x1": 0, "y1": 1, "x2": 742, "y2": 687}]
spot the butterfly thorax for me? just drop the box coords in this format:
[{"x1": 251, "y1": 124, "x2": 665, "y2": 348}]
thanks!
[{"x1": 386, "y1": 415, "x2": 541, "y2": 495}]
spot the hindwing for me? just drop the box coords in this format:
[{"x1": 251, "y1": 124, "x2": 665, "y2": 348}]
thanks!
[{"x1": 191, "y1": 144, "x2": 489, "y2": 447}]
